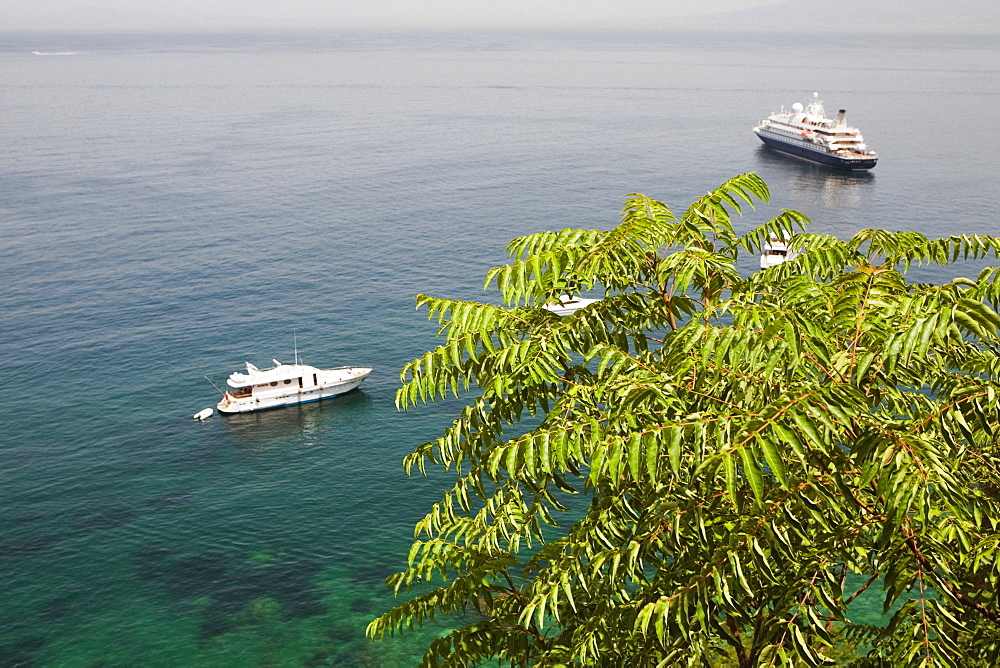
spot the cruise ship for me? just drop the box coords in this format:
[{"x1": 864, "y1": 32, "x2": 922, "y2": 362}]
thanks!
[{"x1": 753, "y1": 93, "x2": 877, "y2": 170}]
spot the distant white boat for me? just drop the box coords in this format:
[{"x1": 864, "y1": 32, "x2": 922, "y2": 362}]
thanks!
[
  {"x1": 216, "y1": 359, "x2": 371, "y2": 414},
  {"x1": 760, "y1": 238, "x2": 797, "y2": 269},
  {"x1": 542, "y1": 295, "x2": 600, "y2": 317},
  {"x1": 31, "y1": 51, "x2": 79, "y2": 56},
  {"x1": 193, "y1": 408, "x2": 213, "y2": 420}
]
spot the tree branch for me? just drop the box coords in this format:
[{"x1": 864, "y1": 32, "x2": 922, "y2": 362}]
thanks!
[{"x1": 905, "y1": 533, "x2": 1000, "y2": 626}]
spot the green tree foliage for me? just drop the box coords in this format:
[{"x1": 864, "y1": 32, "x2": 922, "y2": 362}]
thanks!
[{"x1": 368, "y1": 173, "x2": 1000, "y2": 666}]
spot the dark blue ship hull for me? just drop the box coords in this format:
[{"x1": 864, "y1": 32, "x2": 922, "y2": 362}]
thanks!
[{"x1": 756, "y1": 132, "x2": 877, "y2": 170}]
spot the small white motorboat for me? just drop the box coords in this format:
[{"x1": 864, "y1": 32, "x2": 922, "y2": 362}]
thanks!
[
  {"x1": 216, "y1": 359, "x2": 372, "y2": 414},
  {"x1": 193, "y1": 408, "x2": 214, "y2": 420},
  {"x1": 542, "y1": 295, "x2": 600, "y2": 317},
  {"x1": 760, "y1": 238, "x2": 797, "y2": 269}
]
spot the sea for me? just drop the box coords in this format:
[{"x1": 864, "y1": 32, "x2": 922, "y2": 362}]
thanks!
[{"x1": 0, "y1": 29, "x2": 997, "y2": 666}]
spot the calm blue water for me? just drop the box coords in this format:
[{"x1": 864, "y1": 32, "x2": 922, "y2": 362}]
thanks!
[{"x1": 0, "y1": 29, "x2": 997, "y2": 666}]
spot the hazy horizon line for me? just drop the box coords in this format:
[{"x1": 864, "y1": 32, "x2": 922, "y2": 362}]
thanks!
[{"x1": 3, "y1": 25, "x2": 999, "y2": 36}]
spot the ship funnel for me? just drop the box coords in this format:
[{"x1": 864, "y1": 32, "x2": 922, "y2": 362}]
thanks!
[{"x1": 836, "y1": 109, "x2": 847, "y2": 126}]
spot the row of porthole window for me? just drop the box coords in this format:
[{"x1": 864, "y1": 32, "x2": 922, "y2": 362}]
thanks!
[{"x1": 231, "y1": 379, "x2": 295, "y2": 398}]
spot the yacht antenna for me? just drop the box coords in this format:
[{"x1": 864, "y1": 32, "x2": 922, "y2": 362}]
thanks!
[
  {"x1": 204, "y1": 375, "x2": 226, "y2": 397},
  {"x1": 293, "y1": 331, "x2": 299, "y2": 365}
]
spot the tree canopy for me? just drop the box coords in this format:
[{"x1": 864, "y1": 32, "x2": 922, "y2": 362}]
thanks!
[{"x1": 368, "y1": 173, "x2": 1000, "y2": 666}]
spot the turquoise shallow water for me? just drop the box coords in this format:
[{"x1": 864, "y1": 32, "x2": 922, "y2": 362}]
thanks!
[{"x1": 0, "y1": 29, "x2": 997, "y2": 665}]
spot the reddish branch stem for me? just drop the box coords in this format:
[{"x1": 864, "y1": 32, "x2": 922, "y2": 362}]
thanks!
[{"x1": 905, "y1": 534, "x2": 1000, "y2": 626}]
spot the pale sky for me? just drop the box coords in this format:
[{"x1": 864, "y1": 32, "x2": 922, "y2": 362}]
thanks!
[
  {"x1": 0, "y1": 0, "x2": 995, "y2": 32},
  {"x1": 0, "y1": 0, "x2": 775, "y2": 31}
]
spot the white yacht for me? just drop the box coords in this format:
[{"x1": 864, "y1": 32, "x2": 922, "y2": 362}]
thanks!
[
  {"x1": 760, "y1": 238, "x2": 797, "y2": 269},
  {"x1": 542, "y1": 295, "x2": 601, "y2": 316},
  {"x1": 753, "y1": 92, "x2": 877, "y2": 170},
  {"x1": 216, "y1": 359, "x2": 371, "y2": 414}
]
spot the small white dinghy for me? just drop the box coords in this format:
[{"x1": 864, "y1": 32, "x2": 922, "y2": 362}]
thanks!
[
  {"x1": 542, "y1": 295, "x2": 600, "y2": 317},
  {"x1": 760, "y1": 237, "x2": 797, "y2": 269},
  {"x1": 193, "y1": 408, "x2": 214, "y2": 420}
]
